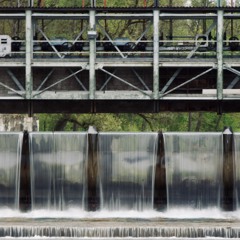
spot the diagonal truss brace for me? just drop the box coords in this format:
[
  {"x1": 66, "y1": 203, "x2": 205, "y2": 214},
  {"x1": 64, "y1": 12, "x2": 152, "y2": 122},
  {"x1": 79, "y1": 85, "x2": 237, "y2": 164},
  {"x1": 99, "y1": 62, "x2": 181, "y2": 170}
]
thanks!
[
  {"x1": 224, "y1": 66, "x2": 240, "y2": 90},
  {"x1": 36, "y1": 69, "x2": 55, "y2": 91},
  {"x1": 160, "y1": 21, "x2": 217, "y2": 96},
  {"x1": 0, "y1": 80, "x2": 24, "y2": 97},
  {"x1": 100, "y1": 69, "x2": 117, "y2": 91},
  {"x1": 68, "y1": 68, "x2": 87, "y2": 91},
  {"x1": 6, "y1": 69, "x2": 24, "y2": 91},
  {"x1": 33, "y1": 66, "x2": 87, "y2": 97},
  {"x1": 36, "y1": 25, "x2": 63, "y2": 59},
  {"x1": 132, "y1": 68, "x2": 150, "y2": 90},
  {"x1": 72, "y1": 25, "x2": 88, "y2": 45},
  {"x1": 161, "y1": 67, "x2": 214, "y2": 97},
  {"x1": 97, "y1": 23, "x2": 127, "y2": 59},
  {"x1": 224, "y1": 65, "x2": 240, "y2": 77},
  {"x1": 99, "y1": 68, "x2": 150, "y2": 91},
  {"x1": 227, "y1": 76, "x2": 240, "y2": 89},
  {"x1": 97, "y1": 21, "x2": 152, "y2": 59},
  {"x1": 100, "y1": 68, "x2": 152, "y2": 98}
]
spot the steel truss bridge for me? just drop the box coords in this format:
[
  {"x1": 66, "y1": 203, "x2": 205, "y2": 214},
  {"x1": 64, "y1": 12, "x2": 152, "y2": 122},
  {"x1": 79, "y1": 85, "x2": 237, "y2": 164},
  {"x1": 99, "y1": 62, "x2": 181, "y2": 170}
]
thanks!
[{"x1": 0, "y1": 6, "x2": 240, "y2": 114}]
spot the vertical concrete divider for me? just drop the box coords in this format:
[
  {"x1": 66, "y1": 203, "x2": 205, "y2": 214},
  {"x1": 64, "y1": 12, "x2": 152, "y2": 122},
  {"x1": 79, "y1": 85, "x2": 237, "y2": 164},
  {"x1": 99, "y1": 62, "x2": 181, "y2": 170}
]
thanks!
[
  {"x1": 20, "y1": 130, "x2": 31, "y2": 212},
  {"x1": 222, "y1": 127, "x2": 236, "y2": 211},
  {"x1": 154, "y1": 132, "x2": 167, "y2": 211},
  {"x1": 87, "y1": 126, "x2": 99, "y2": 211}
]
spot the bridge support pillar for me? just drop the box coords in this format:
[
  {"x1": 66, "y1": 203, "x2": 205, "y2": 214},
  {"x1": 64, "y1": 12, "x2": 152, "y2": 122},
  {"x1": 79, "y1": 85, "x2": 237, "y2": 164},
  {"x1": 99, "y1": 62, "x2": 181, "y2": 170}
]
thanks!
[
  {"x1": 217, "y1": 10, "x2": 224, "y2": 100},
  {"x1": 153, "y1": 9, "x2": 160, "y2": 99},
  {"x1": 25, "y1": 10, "x2": 33, "y2": 100}
]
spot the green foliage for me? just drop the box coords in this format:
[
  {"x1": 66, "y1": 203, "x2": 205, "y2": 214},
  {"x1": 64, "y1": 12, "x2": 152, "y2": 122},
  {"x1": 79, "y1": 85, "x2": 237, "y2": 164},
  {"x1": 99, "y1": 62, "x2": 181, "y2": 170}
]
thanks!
[{"x1": 38, "y1": 112, "x2": 240, "y2": 132}]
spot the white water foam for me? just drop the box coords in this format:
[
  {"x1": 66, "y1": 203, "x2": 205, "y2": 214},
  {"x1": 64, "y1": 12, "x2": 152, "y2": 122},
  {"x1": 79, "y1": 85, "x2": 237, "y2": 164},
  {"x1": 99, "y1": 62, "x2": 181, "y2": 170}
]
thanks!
[{"x1": 0, "y1": 207, "x2": 238, "y2": 220}]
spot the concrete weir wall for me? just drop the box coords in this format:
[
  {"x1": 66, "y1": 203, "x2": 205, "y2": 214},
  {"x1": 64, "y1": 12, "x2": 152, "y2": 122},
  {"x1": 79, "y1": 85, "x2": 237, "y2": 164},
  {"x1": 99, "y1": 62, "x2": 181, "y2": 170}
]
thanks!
[
  {"x1": 0, "y1": 115, "x2": 38, "y2": 132},
  {"x1": 18, "y1": 129, "x2": 236, "y2": 212}
]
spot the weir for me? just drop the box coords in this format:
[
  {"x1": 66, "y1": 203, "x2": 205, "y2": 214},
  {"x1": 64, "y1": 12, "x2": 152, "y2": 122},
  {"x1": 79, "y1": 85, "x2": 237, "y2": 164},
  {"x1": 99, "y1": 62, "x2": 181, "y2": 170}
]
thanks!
[
  {"x1": 0, "y1": 133, "x2": 22, "y2": 210},
  {"x1": 29, "y1": 132, "x2": 88, "y2": 211},
  {"x1": 164, "y1": 132, "x2": 223, "y2": 210},
  {"x1": 98, "y1": 132, "x2": 158, "y2": 211},
  {"x1": 0, "y1": 130, "x2": 239, "y2": 238}
]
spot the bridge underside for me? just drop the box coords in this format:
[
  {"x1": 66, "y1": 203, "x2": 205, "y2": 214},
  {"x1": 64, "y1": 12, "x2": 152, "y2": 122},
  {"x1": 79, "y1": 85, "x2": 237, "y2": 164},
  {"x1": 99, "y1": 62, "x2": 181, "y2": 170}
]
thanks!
[{"x1": 0, "y1": 99, "x2": 238, "y2": 114}]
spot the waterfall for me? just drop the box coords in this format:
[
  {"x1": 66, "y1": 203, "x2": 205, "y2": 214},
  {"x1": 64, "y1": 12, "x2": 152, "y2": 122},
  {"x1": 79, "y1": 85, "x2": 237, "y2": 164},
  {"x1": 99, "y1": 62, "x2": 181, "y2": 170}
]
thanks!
[
  {"x1": 164, "y1": 132, "x2": 223, "y2": 210},
  {"x1": 0, "y1": 225, "x2": 240, "y2": 238},
  {"x1": 234, "y1": 133, "x2": 240, "y2": 208},
  {"x1": 30, "y1": 132, "x2": 88, "y2": 211},
  {"x1": 98, "y1": 132, "x2": 158, "y2": 211},
  {"x1": 0, "y1": 132, "x2": 22, "y2": 210}
]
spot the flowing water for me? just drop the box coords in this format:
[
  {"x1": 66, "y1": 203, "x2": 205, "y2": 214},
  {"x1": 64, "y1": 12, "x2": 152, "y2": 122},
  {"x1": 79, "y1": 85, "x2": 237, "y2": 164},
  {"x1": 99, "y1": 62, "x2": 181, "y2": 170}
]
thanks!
[
  {"x1": 234, "y1": 133, "x2": 240, "y2": 209},
  {"x1": 164, "y1": 133, "x2": 223, "y2": 209},
  {"x1": 30, "y1": 132, "x2": 88, "y2": 211},
  {"x1": 98, "y1": 132, "x2": 158, "y2": 211},
  {"x1": 0, "y1": 132, "x2": 22, "y2": 210},
  {"x1": 0, "y1": 131, "x2": 239, "y2": 239}
]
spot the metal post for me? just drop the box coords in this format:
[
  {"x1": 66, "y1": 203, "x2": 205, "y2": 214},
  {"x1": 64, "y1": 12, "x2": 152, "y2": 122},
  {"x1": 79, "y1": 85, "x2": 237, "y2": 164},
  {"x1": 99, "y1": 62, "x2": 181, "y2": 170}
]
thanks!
[
  {"x1": 217, "y1": 10, "x2": 223, "y2": 100},
  {"x1": 153, "y1": 9, "x2": 159, "y2": 99},
  {"x1": 91, "y1": 0, "x2": 96, "y2": 7},
  {"x1": 28, "y1": 0, "x2": 34, "y2": 7},
  {"x1": 89, "y1": 10, "x2": 96, "y2": 100},
  {"x1": 25, "y1": 10, "x2": 33, "y2": 100},
  {"x1": 217, "y1": 0, "x2": 222, "y2": 7}
]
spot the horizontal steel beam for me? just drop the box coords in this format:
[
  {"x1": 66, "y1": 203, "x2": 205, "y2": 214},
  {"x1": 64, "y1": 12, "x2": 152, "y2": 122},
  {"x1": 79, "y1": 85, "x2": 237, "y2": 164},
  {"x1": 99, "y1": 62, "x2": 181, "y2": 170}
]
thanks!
[
  {"x1": 5, "y1": 90, "x2": 240, "y2": 100},
  {"x1": 32, "y1": 13, "x2": 89, "y2": 19}
]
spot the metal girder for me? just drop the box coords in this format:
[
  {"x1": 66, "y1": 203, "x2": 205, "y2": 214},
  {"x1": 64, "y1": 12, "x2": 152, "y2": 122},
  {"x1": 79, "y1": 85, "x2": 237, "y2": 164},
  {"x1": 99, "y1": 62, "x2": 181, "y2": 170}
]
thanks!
[
  {"x1": 72, "y1": 25, "x2": 88, "y2": 45},
  {"x1": 99, "y1": 69, "x2": 117, "y2": 91},
  {"x1": 153, "y1": 9, "x2": 159, "y2": 99},
  {"x1": 6, "y1": 70, "x2": 24, "y2": 91},
  {"x1": 32, "y1": 13, "x2": 89, "y2": 19},
  {"x1": 96, "y1": 13, "x2": 153, "y2": 19},
  {"x1": 159, "y1": 13, "x2": 217, "y2": 19},
  {"x1": 96, "y1": 59, "x2": 152, "y2": 68},
  {"x1": 224, "y1": 66, "x2": 240, "y2": 76},
  {"x1": 36, "y1": 25, "x2": 63, "y2": 59},
  {"x1": 160, "y1": 21, "x2": 217, "y2": 95},
  {"x1": 227, "y1": 76, "x2": 240, "y2": 89},
  {"x1": 97, "y1": 22, "x2": 127, "y2": 59},
  {"x1": 0, "y1": 6, "x2": 239, "y2": 107},
  {"x1": 161, "y1": 67, "x2": 214, "y2": 97},
  {"x1": 98, "y1": 65, "x2": 151, "y2": 91},
  {"x1": 0, "y1": 80, "x2": 24, "y2": 97},
  {"x1": 25, "y1": 10, "x2": 33, "y2": 99},
  {"x1": 32, "y1": 61, "x2": 89, "y2": 67},
  {"x1": 100, "y1": 68, "x2": 152, "y2": 98},
  {"x1": 224, "y1": 14, "x2": 240, "y2": 19},
  {"x1": 68, "y1": 68, "x2": 87, "y2": 91},
  {"x1": 89, "y1": 10, "x2": 96, "y2": 100},
  {"x1": 33, "y1": 67, "x2": 86, "y2": 97},
  {"x1": 132, "y1": 69, "x2": 150, "y2": 91},
  {"x1": 36, "y1": 69, "x2": 55, "y2": 91},
  {"x1": 29, "y1": 90, "x2": 153, "y2": 100},
  {"x1": 217, "y1": 10, "x2": 223, "y2": 100},
  {"x1": 0, "y1": 14, "x2": 25, "y2": 19}
]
